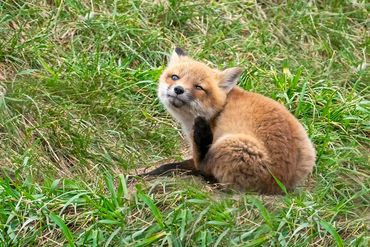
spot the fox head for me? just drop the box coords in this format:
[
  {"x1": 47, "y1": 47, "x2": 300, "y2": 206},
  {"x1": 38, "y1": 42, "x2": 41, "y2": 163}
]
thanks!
[{"x1": 158, "y1": 48, "x2": 243, "y2": 121}]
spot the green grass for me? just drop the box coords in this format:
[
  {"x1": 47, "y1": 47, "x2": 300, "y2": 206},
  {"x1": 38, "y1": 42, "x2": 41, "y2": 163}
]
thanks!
[{"x1": 0, "y1": 0, "x2": 369, "y2": 246}]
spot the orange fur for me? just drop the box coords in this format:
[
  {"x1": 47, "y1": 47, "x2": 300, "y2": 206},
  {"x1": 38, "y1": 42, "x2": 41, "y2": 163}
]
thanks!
[{"x1": 155, "y1": 48, "x2": 316, "y2": 194}]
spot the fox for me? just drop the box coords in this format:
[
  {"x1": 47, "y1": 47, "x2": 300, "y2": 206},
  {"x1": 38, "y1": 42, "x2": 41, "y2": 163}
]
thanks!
[{"x1": 140, "y1": 47, "x2": 316, "y2": 194}]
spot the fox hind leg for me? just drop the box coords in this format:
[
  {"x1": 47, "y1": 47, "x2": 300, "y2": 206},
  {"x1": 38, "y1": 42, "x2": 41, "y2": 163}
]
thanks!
[
  {"x1": 193, "y1": 116, "x2": 213, "y2": 162},
  {"x1": 135, "y1": 159, "x2": 217, "y2": 183},
  {"x1": 137, "y1": 159, "x2": 197, "y2": 177},
  {"x1": 133, "y1": 116, "x2": 218, "y2": 184}
]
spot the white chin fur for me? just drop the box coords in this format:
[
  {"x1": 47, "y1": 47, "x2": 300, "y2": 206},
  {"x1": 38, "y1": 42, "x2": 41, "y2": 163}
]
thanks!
[
  {"x1": 157, "y1": 83, "x2": 217, "y2": 141},
  {"x1": 158, "y1": 83, "x2": 216, "y2": 119},
  {"x1": 158, "y1": 84, "x2": 177, "y2": 110}
]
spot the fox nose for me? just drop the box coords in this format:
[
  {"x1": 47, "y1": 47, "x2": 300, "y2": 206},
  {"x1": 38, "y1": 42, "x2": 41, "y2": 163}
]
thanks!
[{"x1": 174, "y1": 86, "x2": 185, "y2": 95}]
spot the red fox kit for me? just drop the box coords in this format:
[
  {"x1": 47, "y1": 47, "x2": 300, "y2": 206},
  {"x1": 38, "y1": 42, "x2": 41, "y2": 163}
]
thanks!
[{"x1": 142, "y1": 48, "x2": 316, "y2": 194}]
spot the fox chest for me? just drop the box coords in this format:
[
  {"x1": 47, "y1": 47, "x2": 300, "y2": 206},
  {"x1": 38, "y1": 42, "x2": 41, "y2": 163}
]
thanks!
[{"x1": 166, "y1": 108, "x2": 194, "y2": 144}]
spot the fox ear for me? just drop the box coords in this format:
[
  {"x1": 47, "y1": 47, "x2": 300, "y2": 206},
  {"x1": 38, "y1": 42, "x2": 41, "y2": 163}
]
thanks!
[
  {"x1": 169, "y1": 47, "x2": 186, "y2": 65},
  {"x1": 219, "y1": 67, "x2": 243, "y2": 93}
]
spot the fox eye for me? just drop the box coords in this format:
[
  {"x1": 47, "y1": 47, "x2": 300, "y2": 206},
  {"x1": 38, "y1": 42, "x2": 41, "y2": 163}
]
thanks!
[
  {"x1": 195, "y1": 85, "x2": 204, "y2": 91},
  {"x1": 171, "y1": 75, "x2": 180, "y2": 80}
]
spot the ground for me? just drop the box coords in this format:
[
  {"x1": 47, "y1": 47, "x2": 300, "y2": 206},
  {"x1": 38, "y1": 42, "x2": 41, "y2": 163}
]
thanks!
[{"x1": 0, "y1": 1, "x2": 369, "y2": 246}]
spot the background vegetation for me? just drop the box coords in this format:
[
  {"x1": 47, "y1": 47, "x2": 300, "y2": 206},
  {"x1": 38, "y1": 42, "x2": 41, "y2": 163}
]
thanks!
[{"x1": 0, "y1": 0, "x2": 369, "y2": 246}]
